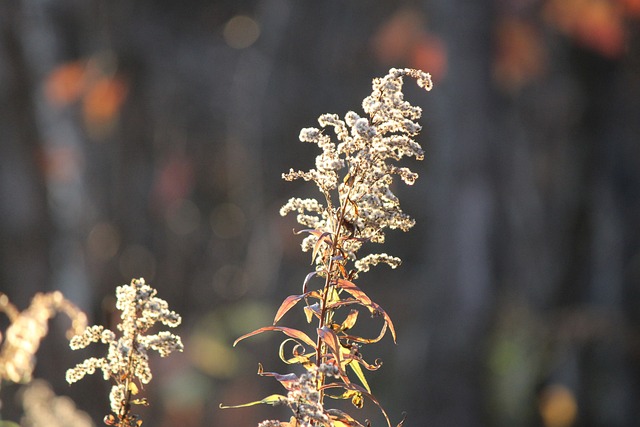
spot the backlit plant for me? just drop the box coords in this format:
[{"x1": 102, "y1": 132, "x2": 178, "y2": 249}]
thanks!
[
  {"x1": 223, "y1": 68, "x2": 432, "y2": 427},
  {"x1": 66, "y1": 278, "x2": 183, "y2": 427}
]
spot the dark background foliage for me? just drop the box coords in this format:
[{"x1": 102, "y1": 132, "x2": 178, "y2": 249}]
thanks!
[{"x1": 1, "y1": 1, "x2": 639, "y2": 426}]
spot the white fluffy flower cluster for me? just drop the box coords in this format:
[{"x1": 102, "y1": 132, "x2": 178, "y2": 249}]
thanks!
[
  {"x1": 66, "y1": 278, "x2": 183, "y2": 415},
  {"x1": 285, "y1": 366, "x2": 331, "y2": 427},
  {"x1": 282, "y1": 68, "x2": 432, "y2": 271}
]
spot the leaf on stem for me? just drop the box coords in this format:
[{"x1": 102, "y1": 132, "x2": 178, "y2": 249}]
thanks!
[
  {"x1": 257, "y1": 363, "x2": 300, "y2": 390},
  {"x1": 304, "y1": 303, "x2": 321, "y2": 323},
  {"x1": 326, "y1": 409, "x2": 368, "y2": 427},
  {"x1": 274, "y1": 294, "x2": 307, "y2": 324},
  {"x1": 336, "y1": 279, "x2": 397, "y2": 343},
  {"x1": 340, "y1": 309, "x2": 359, "y2": 331},
  {"x1": 234, "y1": 326, "x2": 316, "y2": 348},
  {"x1": 219, "y1": 394, "x2": 287, "y2": 409},
  {"x1": 278, "y1": 338, "x2": 314, "y2": 366},
  {"x1": 347, "y1": 359, "x2": 371, "y2": 393},
  {"x1": 323, "y1": 383, "x2": 393, "y2": 427}
]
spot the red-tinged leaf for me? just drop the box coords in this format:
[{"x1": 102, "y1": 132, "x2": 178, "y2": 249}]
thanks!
[
  {"x1": 336, "y1": 279, "x2": 397, "y2": 343},
  {"x1": 302, "y1": 271, "x2": 317, "y2": 293},
  {"x1": 336, "y1": 279, "x2": 371, "y2": 303},
  {"x1": 337, "y1": 262, "x2": 348, "y2": 279},
  {"x1": 234, "y1": 326, "x2": 315, "y2": 347},
  {"x1": 219, "y1": 394, "x2": 287, "y2": 409},
  {"x1": 317, "y1": 326, "x2": 346, "y2": 369},
  {"x1": 294, "y1": 228, "x2": 333, "y2": 240},
  {"x1": 257, "y1": 363, "x2": 299, "y2": 390},
  {"x1": 294, "y1": 228, "x2": 321, "y2": 236},
  {"x1": 318, "y1": 326, "x2": 342, "y2": 356},
  {"x1": 343, "y1": 321, "x2": 388, "y2": 345},
  {"x1": 312, "y1": 231, "x2": 333, "y2": 264},
  {"x1": 274, "y1": 294, "x2": 305, "y2": 325}
]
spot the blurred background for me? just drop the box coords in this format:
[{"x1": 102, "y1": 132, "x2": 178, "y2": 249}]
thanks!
[{"x1": 1, "y1": 0, "x2": 640, "y2": 426}]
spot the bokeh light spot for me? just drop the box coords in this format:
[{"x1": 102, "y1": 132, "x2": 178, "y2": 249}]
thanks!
[
  {"x1": 223, "y1": 15, "x2": 260, "y2": 49},
  {"x1": 87, "y1": 222, "x2": 121, "y2": 261},
  {"x1": 539, "y1": 384, "x2": 578, "y2": 427}
]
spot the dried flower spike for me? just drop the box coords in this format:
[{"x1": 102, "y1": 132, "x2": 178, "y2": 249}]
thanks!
[
  {"x1": 226, "y1": 68, "x2": 432, "y2": 427},
  {"x1": 66, "y1": 278, "x2": 183, "y2": 427}
]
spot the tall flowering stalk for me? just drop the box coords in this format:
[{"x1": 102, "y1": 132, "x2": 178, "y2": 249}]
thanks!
[
  {"x1": 66, "y1": 278, "x2": 183, "y2": 427},
  {"x1": 224, "y1": 68, "x2": 432, "y2": 427}
]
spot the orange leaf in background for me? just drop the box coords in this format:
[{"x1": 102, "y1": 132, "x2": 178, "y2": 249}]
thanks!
[
  {"x1": 544, "y1": 0, "x2": 626, "y2": 58},
  {"x1": 82, "y1": 76, "x2": 128, "y2": 127},
  {"x1": 372, "y1": 8, "x2": 424, "y2": 64},
  {"x1": 410, "y1": 34, "x2": 447, "y2": 83},
  {"x1": 45, "y1": 61, "x2": 86, "y2": 106},
  {"x1": 372, "y1": 7, "x2": 447, "y2": 81},
  {"x1": 575, "y1": 0, "x2": 626, "y2": 58},
  {"x1": 622, "y1": 0, "x2": 640, "y2": 17},
  {"x1": 494, "y1": 18, "x2": 547, "y2": 91}
]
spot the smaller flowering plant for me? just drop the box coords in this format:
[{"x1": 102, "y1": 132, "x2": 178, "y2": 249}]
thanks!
[{"x1": 66, "y1": 278, "x2": 183, "y2": 427}]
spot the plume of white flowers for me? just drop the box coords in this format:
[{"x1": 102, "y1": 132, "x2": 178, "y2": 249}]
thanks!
[
  {"x1": 66, "y1": 278, "x2": 183, "y2": 420},
  {"x1": 280, "y1": 68, "x2": 432, "y2": 272}
]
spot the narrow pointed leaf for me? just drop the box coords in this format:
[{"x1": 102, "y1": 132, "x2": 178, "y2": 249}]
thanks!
[
  {"x1": 348, "y1": 360, "x2": 371, "y2": 393},
  {"x1": 312, "y1": 231, "x2": 333, "y2": 264},
  {"x1": 234, "y1": 326, "x2": 315, "y2": 347},
  {"x1": 336, "y1": 279, "x2": 397, "y2": 343},
  {"x1": 304, "y1": 303, "x2": 321, "y2": 323},
  {"x1": 302, "y1": 271, "x2": 317, "y2": 293},
  {"x1": 340, "y1": 309, "x2": 359, "y2": 331},
  {"x1": 322, "y1": 383, "x2": 393, "y2": 427},
  {"x1": 219, "y1": 394, "x2": 287, "y2": 409},
  {"x1": 326, "y1": 409, "x2": 367, "y2": 427},
  {"x1": 257, "y1": 363, "x2": 299, "y2": 390},
  {"x1": 274, "y1": 294, "x2": 305, "y2": 324},
  {"x1": 318, "y1": 326, "x2": 341, "y2": 356}
]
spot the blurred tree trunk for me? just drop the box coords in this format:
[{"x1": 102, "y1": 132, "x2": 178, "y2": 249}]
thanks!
[
  {"x1": 0, "y1": 2, "x2": 51, "y2": 307},
  {"x1": 407, "y1": 1, "x2": 496, "y2": 426}
]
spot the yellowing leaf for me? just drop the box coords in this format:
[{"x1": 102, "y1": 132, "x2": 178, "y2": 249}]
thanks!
[
  {"x1": 219, "y1": 394, "x2": 287, "y2": 409},
  {"x1": 128, "y1": 382, "x2": 139, "y2": 395},
  {"x1": 341, "y1": 309, "x2": 359, "y2": 331},
  {"x1": 304, "y1": 303, "x2": 320, "y2": 323},
  {"x1": 348, "y1": 360, "x2": 370, "y2": 393}
]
